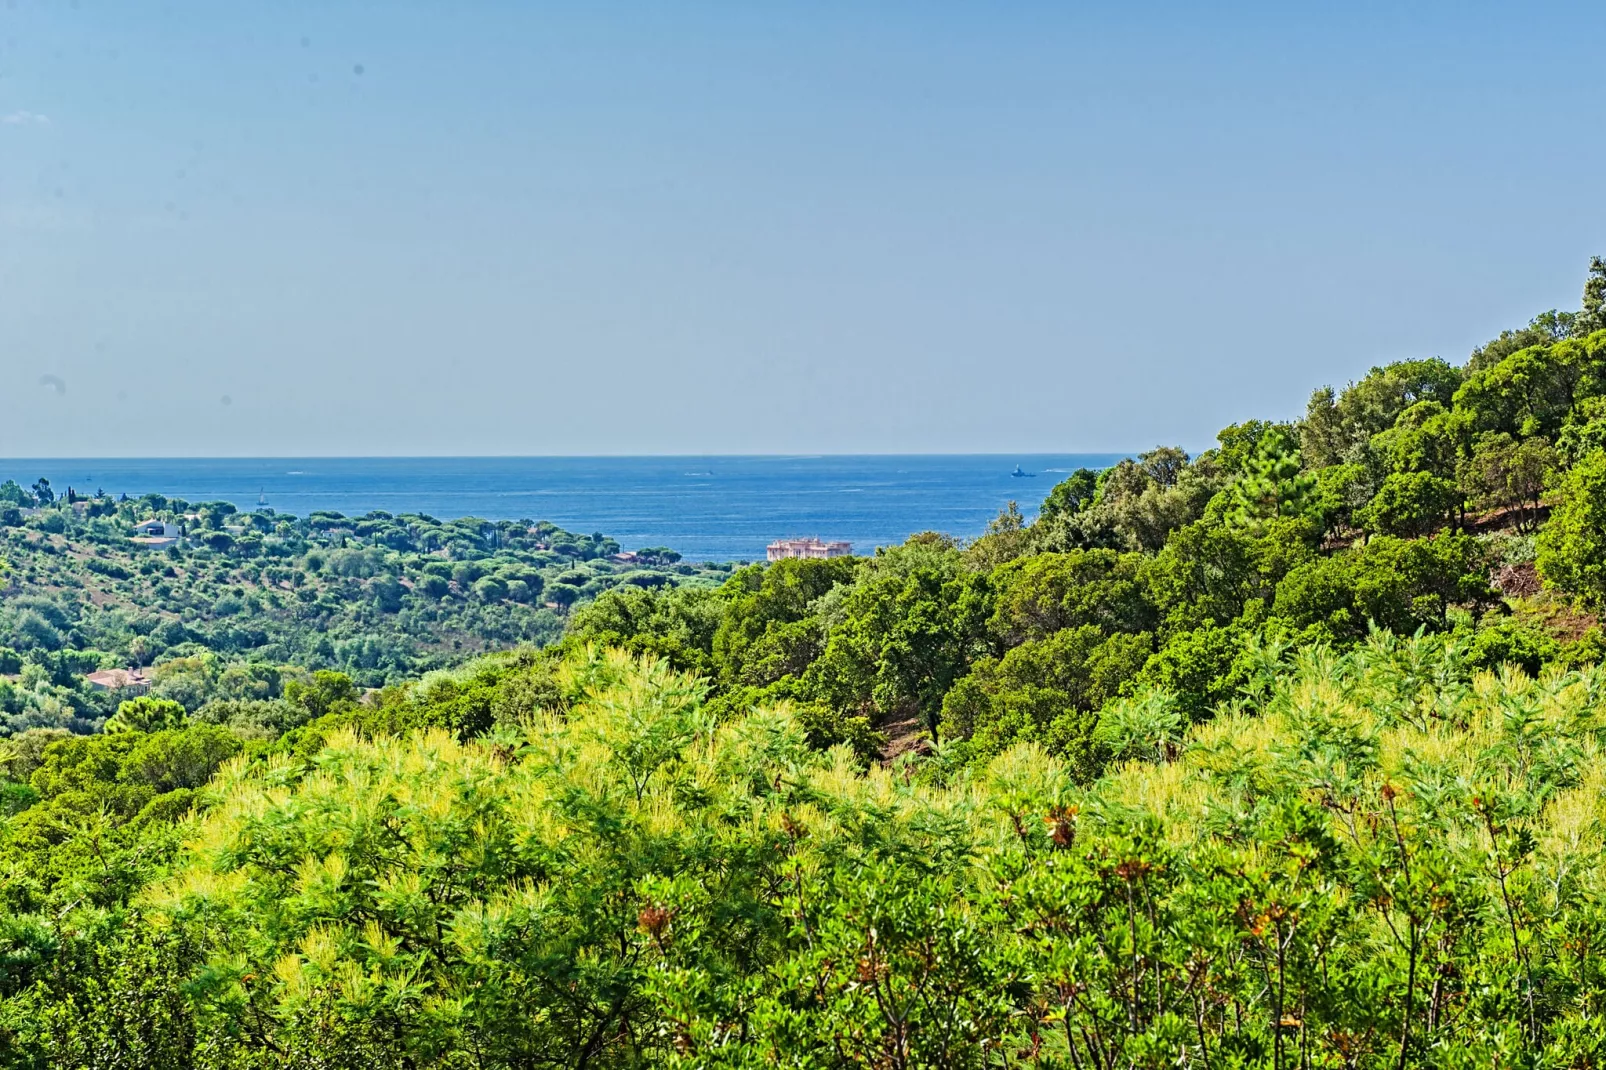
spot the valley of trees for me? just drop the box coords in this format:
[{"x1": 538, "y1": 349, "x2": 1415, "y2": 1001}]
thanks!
[
  {"x1": 0, "y1": 492, "x2": 725, "y2": 735},
  {"x1": 2, "y1": 258, "x2": 1606, "y2": 1066}
]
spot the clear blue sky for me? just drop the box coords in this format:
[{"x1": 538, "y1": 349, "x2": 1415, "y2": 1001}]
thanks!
[{"x1": 2, "y1": 1, "x2": 1602, "y2": 456}]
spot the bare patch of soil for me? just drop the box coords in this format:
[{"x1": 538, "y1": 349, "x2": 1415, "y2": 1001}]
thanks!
[
  {"x1": 1491, "y1": 562, "x2": 1541, "y2": 599},
  {"x1": 877, "y1": 710, "x2": 931, "y2": 762},
  {"x1": 1465, "y1": 503, "x2": 1550, "y2": 536}
]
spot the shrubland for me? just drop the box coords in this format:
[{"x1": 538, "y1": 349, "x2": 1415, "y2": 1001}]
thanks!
[{"x1": 5, "y1": 639, "x2": 1606, "y2": 1065}]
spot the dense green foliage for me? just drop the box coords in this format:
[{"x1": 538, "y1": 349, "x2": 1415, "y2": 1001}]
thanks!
[
  {"x1": 3, "y1": 259, "x2": 1606, "y2": 1065},
  {"x1": 0, "y1": 489, "x2": 727, "y2": 734},
  {"x1": 8, "y1": 641, "x2": 1606, "y2": 1066}
]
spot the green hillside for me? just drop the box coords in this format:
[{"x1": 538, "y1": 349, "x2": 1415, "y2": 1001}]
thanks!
[
  {"x1": 0, "y1": 491, "x2": 727, "y2": 734},
  {"x1": 562, "y1": 260, "x2": 1606, "y2": 769}
]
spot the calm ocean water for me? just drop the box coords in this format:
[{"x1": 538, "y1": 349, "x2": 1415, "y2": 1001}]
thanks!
[{"x1": 2, "y1": 456, "x2": 1125, "y2": 562}]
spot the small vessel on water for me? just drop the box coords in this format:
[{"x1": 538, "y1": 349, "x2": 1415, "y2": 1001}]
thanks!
[
  {"x1": 1011, "y1": 465, "x2": 1036, "y2": 478},
  {"x1": 257, "y1": 488, "x2": 269, "y2": 508}
]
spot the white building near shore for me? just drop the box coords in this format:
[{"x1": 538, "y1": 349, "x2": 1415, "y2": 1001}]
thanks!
[{"x1": 766, "y1": 537, "x2": 852, "y2": 562}]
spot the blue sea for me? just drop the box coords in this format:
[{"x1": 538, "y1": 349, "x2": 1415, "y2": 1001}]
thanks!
[{"x1": 1, "y1": 456, "x2": 1125, "y2": 562}]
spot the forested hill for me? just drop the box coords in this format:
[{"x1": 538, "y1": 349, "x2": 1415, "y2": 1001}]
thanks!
[
  {"x1": 0, "y1": 490, "x2": 727, "y2": 735},
  {"x1": 563, "y1": 259, "x2": 1606, "y2": 764}
]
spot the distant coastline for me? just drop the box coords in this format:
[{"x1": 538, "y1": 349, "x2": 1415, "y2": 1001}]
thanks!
[{"x1": 0, "y1": 455, "x2": 1126, "y2": 562}]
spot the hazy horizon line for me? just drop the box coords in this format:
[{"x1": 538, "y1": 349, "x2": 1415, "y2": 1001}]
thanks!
[
  {"x1": 0, "y1": 450, "x2": 1150, "y2": 461},
  {"x1": 0, "y1": 453, "x2": 1159, "y2": 467}
]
